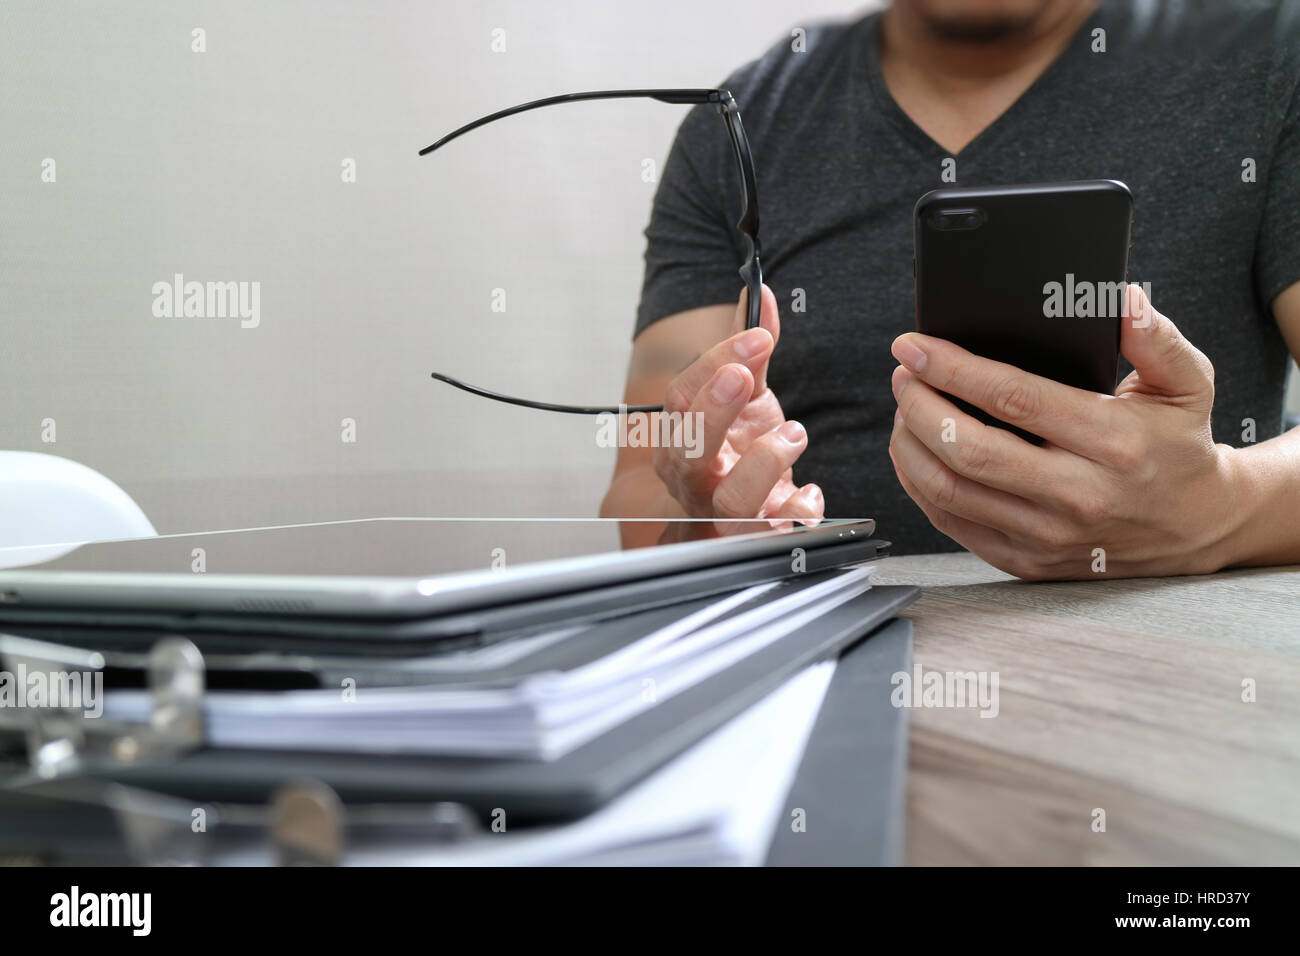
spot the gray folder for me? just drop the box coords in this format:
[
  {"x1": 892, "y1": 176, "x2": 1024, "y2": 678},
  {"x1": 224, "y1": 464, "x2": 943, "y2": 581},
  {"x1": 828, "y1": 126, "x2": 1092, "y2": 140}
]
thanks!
[{"x1": 766, "y1": 617, "x2": 913, "y2": 867}]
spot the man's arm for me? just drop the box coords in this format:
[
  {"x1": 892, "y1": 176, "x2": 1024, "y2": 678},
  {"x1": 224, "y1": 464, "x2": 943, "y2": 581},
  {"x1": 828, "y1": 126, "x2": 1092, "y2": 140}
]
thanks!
[{"x1": 1217, "y1": 280, "x2": 1300, "y2": 567}]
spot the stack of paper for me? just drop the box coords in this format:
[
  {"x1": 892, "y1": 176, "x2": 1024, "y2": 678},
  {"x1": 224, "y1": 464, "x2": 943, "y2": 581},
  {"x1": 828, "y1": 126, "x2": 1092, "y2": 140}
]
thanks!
[
  {"x1": 212, "y1": 662, "x2": 838, "y2": 867},
  {"x1": 103, "y1": 567, "x2": 873, "y2": 760}
]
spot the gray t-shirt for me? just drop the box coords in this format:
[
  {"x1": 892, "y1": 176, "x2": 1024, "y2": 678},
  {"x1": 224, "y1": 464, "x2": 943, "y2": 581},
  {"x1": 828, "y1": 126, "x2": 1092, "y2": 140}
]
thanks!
[{"x1": 636, "y1": 0, "x2": 1300, "y2": 555}]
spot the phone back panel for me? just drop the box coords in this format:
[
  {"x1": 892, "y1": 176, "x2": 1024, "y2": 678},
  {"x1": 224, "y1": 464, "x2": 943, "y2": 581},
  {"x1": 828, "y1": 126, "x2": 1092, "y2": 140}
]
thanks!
[{"x1": 913, "y1": 180, "x2": 1133, "y2": 438}]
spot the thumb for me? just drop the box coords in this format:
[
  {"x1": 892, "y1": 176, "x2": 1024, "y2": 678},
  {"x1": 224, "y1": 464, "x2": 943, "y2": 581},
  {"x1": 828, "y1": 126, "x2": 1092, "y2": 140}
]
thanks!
[
  {"x1": 1119, "y1": 284, "x2": 1213, "y2": 401},
  {"x1": 732, "y1": 283, "x2": 781, "y2": 395}
]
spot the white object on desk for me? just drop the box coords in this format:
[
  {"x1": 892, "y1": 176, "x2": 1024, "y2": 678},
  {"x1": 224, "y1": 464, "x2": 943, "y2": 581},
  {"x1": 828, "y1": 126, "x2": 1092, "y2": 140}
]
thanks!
[{"x1": 0, "y1": 451, "x2": 155, "y2": 564}]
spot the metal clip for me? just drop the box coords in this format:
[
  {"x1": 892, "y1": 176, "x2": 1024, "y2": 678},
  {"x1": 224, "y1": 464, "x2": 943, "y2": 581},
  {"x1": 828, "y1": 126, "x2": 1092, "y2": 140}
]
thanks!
[
  {"x1": 271, "y1": 779, "x2": 345, "y2": 867},
  {"x1": 0, "y1": 632, "x2": 206, "y2": 777},
  {"x1": 110, "y1": 637, "x2": 206, "y2": 764}
]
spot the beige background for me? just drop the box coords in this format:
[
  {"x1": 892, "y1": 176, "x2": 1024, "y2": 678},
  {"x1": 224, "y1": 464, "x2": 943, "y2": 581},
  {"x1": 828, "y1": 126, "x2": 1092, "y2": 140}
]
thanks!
[
  {"x1": 1, "y1": 1, "x2": 1293, "y2": 534},
  {"x1": 0, "y1": 0, "x2": 871, "y2": 532}
]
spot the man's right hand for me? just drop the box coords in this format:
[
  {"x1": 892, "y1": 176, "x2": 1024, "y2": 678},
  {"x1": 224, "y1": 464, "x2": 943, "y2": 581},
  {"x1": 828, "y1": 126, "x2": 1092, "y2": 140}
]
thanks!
[{"x1": 651, "y1": 284, "x2": 823, "y2": 541}]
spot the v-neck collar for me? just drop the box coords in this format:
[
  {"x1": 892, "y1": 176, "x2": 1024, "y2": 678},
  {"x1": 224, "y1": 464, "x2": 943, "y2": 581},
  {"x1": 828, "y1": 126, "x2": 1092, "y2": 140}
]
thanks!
[{"x1": 860, "y1": 5, "x2": 1107, "y2": 160}]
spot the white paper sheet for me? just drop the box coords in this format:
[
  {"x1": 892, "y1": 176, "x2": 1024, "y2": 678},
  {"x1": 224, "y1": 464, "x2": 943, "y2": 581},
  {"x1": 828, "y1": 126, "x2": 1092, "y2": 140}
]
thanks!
[{"x1": 343, "y1": 660, "x2": 838, "y2": 866}]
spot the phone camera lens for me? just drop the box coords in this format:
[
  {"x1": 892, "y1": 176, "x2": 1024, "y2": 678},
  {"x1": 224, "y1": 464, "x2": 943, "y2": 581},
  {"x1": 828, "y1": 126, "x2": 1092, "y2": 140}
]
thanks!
[{"x1": 929, "y1": 208, "x2": 983, "y2": 230}]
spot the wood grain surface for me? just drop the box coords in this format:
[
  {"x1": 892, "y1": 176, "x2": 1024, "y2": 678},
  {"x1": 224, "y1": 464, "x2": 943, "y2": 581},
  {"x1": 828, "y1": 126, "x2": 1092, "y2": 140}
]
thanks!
[{"x1": 868, "y1": 553, "x2": 1300, "y2": 865}]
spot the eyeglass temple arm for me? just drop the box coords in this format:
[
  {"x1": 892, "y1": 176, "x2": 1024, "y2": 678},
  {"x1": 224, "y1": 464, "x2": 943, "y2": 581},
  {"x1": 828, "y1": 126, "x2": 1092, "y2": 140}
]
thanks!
[
  {"x1": 431, "y1": 372, "x2": 663, "y2": 415},
  {"x1": 419, "y1": 89, "x2": 726, "y2": 155},
  {"x1": 423, "y1": 88, "x2": 741, "y2": 413}
]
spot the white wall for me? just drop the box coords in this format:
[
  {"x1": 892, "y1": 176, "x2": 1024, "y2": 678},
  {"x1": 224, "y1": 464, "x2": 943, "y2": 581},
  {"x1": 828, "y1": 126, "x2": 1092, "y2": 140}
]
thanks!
[{"x1": 0, "y1": 0, "x2": 874, "y2": 533}]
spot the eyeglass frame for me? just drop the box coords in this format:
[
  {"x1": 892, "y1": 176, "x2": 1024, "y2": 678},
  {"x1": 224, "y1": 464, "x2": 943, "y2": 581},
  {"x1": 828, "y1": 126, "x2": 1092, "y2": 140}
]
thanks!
[{"x1": 419, "y1": 88, "x2": 762, "y2": 415}]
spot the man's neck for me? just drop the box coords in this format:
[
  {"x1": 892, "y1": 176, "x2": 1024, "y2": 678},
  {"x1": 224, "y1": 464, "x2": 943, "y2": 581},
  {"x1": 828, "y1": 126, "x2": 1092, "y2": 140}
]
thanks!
[
  {"x1": 881, "y1": 1, "x2": 1098, "y2": 93},
  {"x1": 877, "y1": 0, "x2": 1098, "y2": 153}
]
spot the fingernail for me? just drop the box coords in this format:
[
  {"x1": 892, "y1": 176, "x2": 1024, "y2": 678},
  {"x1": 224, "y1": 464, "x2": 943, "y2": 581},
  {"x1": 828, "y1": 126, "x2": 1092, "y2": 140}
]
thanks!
[
  {"x1": 807, "y1": 484, "x2": 823, "y2": 503},
  {"x1": 892, "y1": 337, "x2": 927, "y2": 372},
  {"x1": 892, "y1": 367, "x2": 910, "y2": 401},
  {"x1": 894, "y1": 409, "x2": 903, "y2": 425},
  {"x1": 711, "y1": 366, "x2": 747, "y2": 404},
  {"x1": 733, "y1": 328, "x2": 769, "y2": 359},
  {"x1": 780, "y1": 420, "x2": 806, "y2": 444}
]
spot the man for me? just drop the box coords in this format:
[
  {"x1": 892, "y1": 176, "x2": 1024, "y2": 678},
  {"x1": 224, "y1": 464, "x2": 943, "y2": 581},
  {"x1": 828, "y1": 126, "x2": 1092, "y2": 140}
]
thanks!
[{"x1": 601, "y1": 0, "x2": 1300, "y2": 579}]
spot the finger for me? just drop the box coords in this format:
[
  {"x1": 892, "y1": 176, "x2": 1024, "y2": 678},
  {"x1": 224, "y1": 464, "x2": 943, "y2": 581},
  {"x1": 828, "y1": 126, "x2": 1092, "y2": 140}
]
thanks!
[
  {"x1": 889, "y1": 444, "x2": 1021, "y2": 565},
  {"x1": 713, "y1": 515, "x2": 792, "y2": 537},
  {"x1": 727, "y1": 381, "x2": 790, "y2": 440},
  {"x1": 714, "y1": 479, "x2": 796, "y2": 536},
  {"x1": 677, "y1": 363, "x2": 752, "y2": 472},
  {"x1": 890, "y1": 331, "x2": 1116, "y2": 459},
  {"x1": 732, "y1": 284, "x2": 781, "y2": 395},
  {"x1": 889, "y1": 411, "x2": 1056, "y2": 541},
  {"x1": 710, "y1": 420, "x2": 808, "y2": 520},
  {"x1": 772, "y1": 483, "x2": 824, "y2": 524},
  {"x1": 1119, "y1": 284, "x2": 1215, "y2": 405},
  {"x1": 665, "y1": 323, "x2": 774, "y2": 415},
  {"x1": 891, "y1": 366, "x2": 1080, "y2": 500}
]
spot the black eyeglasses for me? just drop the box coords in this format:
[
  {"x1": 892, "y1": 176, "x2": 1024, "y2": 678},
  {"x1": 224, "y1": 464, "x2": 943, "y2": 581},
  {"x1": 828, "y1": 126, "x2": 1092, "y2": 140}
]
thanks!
[{"x1": 419, "y1": 88, "x2": 761, "y2": 415}]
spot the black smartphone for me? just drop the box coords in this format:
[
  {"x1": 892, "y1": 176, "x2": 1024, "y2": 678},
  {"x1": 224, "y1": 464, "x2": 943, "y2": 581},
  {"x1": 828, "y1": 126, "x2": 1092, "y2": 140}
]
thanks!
[{"x1": 913, "y1": 179, "x2": 1133, "y2": 442}]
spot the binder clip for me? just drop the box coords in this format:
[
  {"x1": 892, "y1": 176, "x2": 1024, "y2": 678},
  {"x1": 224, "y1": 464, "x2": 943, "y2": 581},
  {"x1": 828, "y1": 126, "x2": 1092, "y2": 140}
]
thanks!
[{"x1": 0, "y1": 632, "x2": 207, "y2": 779}]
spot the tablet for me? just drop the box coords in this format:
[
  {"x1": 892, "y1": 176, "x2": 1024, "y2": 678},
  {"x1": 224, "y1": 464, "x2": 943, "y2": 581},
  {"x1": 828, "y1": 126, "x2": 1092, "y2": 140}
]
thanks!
[{"x1": 0, "y1": 517, "x2": 877, "y2": 622}]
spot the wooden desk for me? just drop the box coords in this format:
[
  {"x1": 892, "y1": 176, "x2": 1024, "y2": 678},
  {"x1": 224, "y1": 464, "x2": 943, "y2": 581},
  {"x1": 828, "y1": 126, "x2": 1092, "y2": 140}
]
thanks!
[{"x1": 868, "y1": 553, "x2": 1300, "y2": 865}]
